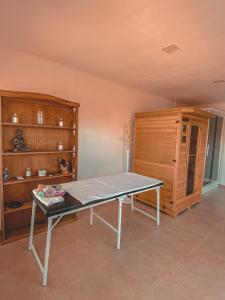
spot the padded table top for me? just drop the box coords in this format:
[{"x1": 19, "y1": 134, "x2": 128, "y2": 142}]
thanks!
[{"x1": 31, "y1": 172, "x2": 163, "y2": 217}]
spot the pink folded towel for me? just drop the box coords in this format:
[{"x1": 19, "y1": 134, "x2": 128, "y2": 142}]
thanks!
[{"x1": 37, "y1": 184, "x2": 65, "y2": 198}]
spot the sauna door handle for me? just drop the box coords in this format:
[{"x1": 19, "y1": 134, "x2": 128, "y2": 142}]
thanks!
[{"x1": 206, "y1": 144, "x2": 209, "y2": 156}]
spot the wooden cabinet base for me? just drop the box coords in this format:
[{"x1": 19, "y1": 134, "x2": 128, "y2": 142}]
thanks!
[{"x1": 135, "y1": 192, "x2": 202, "y2": 217}]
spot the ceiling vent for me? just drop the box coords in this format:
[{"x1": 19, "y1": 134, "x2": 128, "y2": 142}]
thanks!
[
  {"x1": 162, "y1": 44, "x2": 180, "y2": 54},
  {"x1": 213, "y1": 80, "x2": 225, "y2": 84}
]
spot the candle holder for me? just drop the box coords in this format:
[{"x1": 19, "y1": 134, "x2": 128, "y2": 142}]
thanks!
[
  {"x1": 12, "y1": 113, "x2": 18, "y2": 123},
  {"x1": 58, "y1": 142, "x2": 63, "y2": 151},
  {"x1": 59, "y1": 118, "x2": 64, "y2": 127},
  {"x1": 37, "y1": 111, "x2": 44, "y2": 124}
]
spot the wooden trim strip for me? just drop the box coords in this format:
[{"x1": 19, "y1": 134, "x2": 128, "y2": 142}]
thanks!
[{"x1": 0, "y1": 90, "x2": 80, "y2": 107}]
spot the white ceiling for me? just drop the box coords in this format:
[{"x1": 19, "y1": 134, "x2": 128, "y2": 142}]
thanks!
[{"x1": 1, "y1": 0, "x2": 225, "y2": 104}]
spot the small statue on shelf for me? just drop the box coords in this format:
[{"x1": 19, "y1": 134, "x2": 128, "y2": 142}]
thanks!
[
  {"x1": 11, "y1": 129, "x2": 31, "y2": 152},
  {"x1": 3, "y1": 168, "x2": 9, "y2": 181},
  {"x1": 58, "y1": 158, "x2": 69, "y2": 174}
]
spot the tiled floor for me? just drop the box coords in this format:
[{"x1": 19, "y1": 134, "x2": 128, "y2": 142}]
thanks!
[{"x1": 1, "y1": 188, "x2": 225, "y2": 300}]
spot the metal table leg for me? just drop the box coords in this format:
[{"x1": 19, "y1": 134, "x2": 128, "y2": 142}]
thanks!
[
  {"x1": 90, "y1": 207, "x2": 94, "y2": 225},
  {"x1": 42, "y1": 218, "x2": 53, "y2": 287},
  {"x1": 28, "y1": 200, "x2": 36, "y2": 251},
  {"x1": 131, "y1": 187, "x2": 161, "y2": 225},
  {"x1": 116, "y1": 199, "x2": 123, "y2": 250},
  {"x1": 131, "y1": 195, "x2": 134, "y2": 212},
  {"x1": 28, "y1": 204, "x2": 55, "y2": 287},
  {"x1": 156, "y1": 188, "x2": 160, "y2": 226}
]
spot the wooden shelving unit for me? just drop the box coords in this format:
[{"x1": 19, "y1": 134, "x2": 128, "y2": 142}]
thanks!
[{"x1": 0, "y1": 90, "x2": 80, "y2": 244}]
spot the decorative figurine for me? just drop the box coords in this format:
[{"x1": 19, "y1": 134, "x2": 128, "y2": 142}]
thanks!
[
  {"x1": 3, "y1": 168, "x2": 9, "y2": 181},
  {"x1": 11, "y1": 129, "x2": 31, "y2": 152},
  {"x1": 58, "y1": 158, "x2": 69, "y2": 173}
]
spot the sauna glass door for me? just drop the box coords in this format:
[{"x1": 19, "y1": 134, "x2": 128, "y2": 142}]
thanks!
[
  {"x1": 204, "y1": 116, "x2": 223, "y2": 185},
  {"x1": 186, "y1": 125, "x2": 199, "y2": 196}
]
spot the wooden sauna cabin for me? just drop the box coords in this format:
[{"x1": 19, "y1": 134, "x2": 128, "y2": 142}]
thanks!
[{"x1": 132, "y1": 107, "x2": 212, "y2": 217}]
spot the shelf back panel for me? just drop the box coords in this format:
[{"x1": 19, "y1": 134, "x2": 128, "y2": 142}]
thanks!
[
  {"x1": 3, "y1": 152, "x2": 74, "y2": 178},
  {"x1": 2, "y1": 126, "x2": 75, "y2": 152},
  {"x1": 2, "y1": 97, "x2": 75, "y2": 128}
]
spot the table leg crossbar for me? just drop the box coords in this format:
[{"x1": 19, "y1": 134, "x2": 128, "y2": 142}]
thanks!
[
  {"x1": 90, "y1": 198, "x2": 123, "y2": 250},
  {"x1": 92, "y1": 211, "x2": 117, "y2": 233},
  {"x1": 130, "y1": 187, "x2": 160, "y2": 226}
]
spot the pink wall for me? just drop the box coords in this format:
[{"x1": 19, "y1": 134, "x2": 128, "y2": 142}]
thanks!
[
  {"x1": 0, "y1": 46, "x2": 174, "y2": 230},
  {"x1": 0, "y1": 46, "x2": 172, "y2": 179}
]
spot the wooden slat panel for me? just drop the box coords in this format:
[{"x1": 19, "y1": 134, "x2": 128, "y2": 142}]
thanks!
[
  {"x1": 134, "y1": 116, "x2": 178, "y2": 167},
  {"x1": 136, "y1": 108, "x2": 212, "y2": 119},
  {"x1": 176, "y1": 188, "x2": 185, "y2": 200},
  {"x1": 132, "y1": 160, "x2": 174, "y2": 207}
]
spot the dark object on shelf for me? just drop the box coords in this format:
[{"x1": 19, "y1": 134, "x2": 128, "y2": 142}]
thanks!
[
  {"x1": 182, "y1": 117, "x2": 190, "y2": 122},
  {"x1": 3, "y1": 168, "x2": 9, "y2": 181},
  {"x1": 11, "y1": 129, "x2": 31, "y2": 152},
  {"x1": 58, "y1": 158, "x2": 69, "y2": 173},
  {"x1": 8, "y1": 201, "x2": 22, "y2": 209},
  {"x1": 182, "y1": 136, "x2": 187, "y2": 143}
]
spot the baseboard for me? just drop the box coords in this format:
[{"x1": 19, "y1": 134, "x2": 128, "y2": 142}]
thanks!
[{"x1": 203, "y1": 181, "x2": 219, "y2": 194}]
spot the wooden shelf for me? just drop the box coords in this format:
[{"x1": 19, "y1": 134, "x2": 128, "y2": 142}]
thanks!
[
  {"x1": 2, "y1": 213, "x2": 77, "y2": 244},
  {"x1": 2, "y1": 150, "x2": 75, "y2": 156},
  {"x1": 4, "y1": 201, "x2": 32, "y2": 214},
  {"x1": 1, "y1": 122, "x2": 76, "y2": 130},
  {"x1": 3, "y1": 172, "x2": 73, "y2": 186},
  {"x1": 1, "y1": 90, "x2": 79, "y2": 244}
]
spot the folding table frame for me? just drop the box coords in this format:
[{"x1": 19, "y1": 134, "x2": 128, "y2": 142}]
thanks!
[{"x1": 28, "y1": 185, "x2": 161, "y2": 286}]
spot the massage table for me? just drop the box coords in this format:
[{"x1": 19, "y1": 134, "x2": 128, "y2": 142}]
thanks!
[{"x1": 28, "y1": 172, "x2": 163, "y2": 286}]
